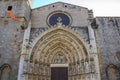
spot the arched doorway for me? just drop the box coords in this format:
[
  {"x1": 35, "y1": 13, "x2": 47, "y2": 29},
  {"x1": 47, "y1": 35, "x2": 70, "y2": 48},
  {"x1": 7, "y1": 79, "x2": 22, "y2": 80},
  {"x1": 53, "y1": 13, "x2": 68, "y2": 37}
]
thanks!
[{"x1": 23, "y1": 26, "x2": 100, "y2": 80}]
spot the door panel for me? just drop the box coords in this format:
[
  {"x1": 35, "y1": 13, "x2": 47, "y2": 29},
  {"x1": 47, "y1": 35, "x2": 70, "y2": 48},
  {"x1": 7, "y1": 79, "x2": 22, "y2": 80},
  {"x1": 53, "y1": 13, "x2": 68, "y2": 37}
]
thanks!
[{"x1": 51, "y1": 67, "x2": 68, "y2": 80}]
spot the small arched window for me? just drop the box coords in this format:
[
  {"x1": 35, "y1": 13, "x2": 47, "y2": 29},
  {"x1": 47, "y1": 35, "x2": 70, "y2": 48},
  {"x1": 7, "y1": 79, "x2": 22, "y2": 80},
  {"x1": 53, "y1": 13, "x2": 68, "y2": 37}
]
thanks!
[{"x1": 0, "y1": 64, "x2": 10, "y2": 80}]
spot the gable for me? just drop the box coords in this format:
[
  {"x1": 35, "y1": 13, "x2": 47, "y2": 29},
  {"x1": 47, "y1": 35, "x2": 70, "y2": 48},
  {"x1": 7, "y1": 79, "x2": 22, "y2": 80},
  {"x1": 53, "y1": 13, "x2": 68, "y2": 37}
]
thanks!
[
  {"x1": 31, "y1": 2, "x2": 91, "y2": 28},
  {"x1": 32, "y1": 2, "x2": 87, "y2": 11}
]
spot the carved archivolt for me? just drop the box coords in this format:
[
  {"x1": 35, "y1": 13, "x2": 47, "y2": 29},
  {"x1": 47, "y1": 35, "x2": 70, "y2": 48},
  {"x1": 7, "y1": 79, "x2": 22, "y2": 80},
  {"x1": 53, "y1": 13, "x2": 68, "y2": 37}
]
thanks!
[
  {"x1": 24, "y1": 26, "x2": 97, "y2": 80},
  {"x1": 30, "y1": 26, "x2": 88, "y2": 63}
]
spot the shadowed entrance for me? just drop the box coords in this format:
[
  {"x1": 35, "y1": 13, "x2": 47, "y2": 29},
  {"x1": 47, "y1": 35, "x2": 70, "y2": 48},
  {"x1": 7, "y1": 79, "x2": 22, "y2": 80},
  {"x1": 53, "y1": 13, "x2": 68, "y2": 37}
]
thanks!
[{"x1": 51, "y1": 67, "x2": 68, "y2": 80}]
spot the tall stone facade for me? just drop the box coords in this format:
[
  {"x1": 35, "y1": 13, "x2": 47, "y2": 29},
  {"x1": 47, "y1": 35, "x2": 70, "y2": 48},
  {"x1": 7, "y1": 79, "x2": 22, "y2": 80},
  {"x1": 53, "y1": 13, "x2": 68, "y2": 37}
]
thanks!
[{"x1": 0, "y1": 0, "x2": 120, "y2": 80}]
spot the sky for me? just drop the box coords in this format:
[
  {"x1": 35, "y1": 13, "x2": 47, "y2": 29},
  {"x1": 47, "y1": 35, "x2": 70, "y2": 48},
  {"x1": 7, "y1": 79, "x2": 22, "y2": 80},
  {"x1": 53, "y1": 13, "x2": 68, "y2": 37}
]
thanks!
[{"x1": 32, "y1": 0, "x2": 120, "y2": 17}]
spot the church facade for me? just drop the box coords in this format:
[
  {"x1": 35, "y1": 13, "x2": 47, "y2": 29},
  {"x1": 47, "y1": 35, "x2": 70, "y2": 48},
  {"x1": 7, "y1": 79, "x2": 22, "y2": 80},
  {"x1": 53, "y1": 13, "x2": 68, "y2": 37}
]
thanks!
[{"x1": 0, "y1": 0, "x2": 120, "y2": 80}]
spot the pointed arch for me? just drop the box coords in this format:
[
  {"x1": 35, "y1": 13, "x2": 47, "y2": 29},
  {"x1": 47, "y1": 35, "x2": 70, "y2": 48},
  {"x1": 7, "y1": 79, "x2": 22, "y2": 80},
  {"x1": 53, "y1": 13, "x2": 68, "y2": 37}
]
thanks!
[
  {"x1": 23, "y1": 26, "x2": 101, "y2": 80},
  {"x1": 29, "y1": 26, "x2": 89, "y2": 63}
]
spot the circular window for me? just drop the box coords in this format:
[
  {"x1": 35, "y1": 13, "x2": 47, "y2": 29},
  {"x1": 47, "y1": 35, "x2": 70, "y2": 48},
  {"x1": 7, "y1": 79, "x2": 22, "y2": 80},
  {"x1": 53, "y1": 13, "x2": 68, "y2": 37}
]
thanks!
[{"x1": 47, "y1": 11, "x2": 72, "y2": 26}]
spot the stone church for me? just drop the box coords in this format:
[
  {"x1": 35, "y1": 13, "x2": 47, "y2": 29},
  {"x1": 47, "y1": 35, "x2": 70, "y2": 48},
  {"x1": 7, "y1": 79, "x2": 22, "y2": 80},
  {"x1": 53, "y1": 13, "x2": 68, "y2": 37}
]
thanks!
[{"x1": 0, "y1": 0, "x2": 120, "y2": 80}]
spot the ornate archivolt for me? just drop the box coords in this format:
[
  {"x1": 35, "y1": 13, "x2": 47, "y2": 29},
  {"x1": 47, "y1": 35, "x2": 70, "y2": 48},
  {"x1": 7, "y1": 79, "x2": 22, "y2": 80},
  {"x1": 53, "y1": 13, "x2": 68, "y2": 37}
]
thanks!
[
  {"x1": 30, "y1": 26, "x2": 88, "y2": 63},
  {"x1": 22, "y1": 26, "x2": 99, "y2": 80}
]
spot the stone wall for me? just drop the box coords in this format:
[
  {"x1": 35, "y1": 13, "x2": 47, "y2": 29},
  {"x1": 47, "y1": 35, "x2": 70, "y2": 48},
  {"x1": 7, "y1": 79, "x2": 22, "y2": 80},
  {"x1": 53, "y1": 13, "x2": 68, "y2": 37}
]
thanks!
[
  {"x1": 0, "y1": 19, "x2": 24, "y2": 80},
  {"x1": 0, "y1": 0, "x2": 31, "y2": 80},
  {"x1": 0, "y1": 0, "x2": 31, "y2": 21},
  {"x1": 95, "y1": 17, "x2": 120, "y2": 80}
]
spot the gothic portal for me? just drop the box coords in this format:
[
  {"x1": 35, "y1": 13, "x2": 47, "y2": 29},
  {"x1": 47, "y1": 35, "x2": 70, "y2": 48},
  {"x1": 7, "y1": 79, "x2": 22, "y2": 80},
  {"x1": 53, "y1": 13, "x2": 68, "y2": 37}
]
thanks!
[{"x1": 21, "y1": 25, "x2": 100, "y2": 80}]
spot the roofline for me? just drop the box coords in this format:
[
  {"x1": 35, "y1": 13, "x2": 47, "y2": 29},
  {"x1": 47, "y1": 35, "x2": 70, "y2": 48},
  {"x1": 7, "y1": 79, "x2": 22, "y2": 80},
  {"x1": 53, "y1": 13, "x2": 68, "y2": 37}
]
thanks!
[{"x1": 32, "y1": 1, "x2": 88, "y2": 10}]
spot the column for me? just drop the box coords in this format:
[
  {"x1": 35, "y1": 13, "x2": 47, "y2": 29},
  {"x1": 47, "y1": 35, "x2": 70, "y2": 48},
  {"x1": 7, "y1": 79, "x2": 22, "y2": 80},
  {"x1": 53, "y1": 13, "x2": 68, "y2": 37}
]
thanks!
[
  {"x1": 94, "y1": 54, "x2": 101, "y2": 80},
  {"x1": 88, "y1": 21, "x2": 101, "y2": 80},
  {"x1": 17, "y1": 21, "x2": 31, "y2": 80}
]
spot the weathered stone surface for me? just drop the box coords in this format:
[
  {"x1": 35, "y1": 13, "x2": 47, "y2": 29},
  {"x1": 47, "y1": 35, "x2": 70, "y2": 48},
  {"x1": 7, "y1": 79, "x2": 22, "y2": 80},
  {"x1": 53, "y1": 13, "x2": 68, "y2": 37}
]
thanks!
[
  {"x1": 0, "y1": 0, "x2": 31, "y2": 80},
  {"x1": 95, "y1": 17, "x2": 120, "y2": 80},
  {"x1": 0, "y1": 1, "x2": 120, "y2": 80}
]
